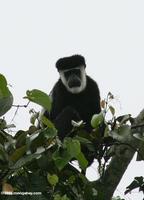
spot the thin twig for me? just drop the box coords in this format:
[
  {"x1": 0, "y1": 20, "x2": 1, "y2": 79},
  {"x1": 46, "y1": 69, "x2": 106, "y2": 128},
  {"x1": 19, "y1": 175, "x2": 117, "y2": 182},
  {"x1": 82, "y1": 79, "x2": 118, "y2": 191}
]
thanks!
[
  {"x1": 12, "y1": 101, "x2": 30, "y2": 108},
  {"x1": 11, "y1": 101, "x2": 30, "y2": 122}
]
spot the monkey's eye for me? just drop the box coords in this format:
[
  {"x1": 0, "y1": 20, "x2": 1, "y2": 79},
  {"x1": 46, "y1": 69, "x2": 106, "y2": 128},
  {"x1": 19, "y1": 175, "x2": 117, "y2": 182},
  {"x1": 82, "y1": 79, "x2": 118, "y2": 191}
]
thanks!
[{"x1": 64, "y1": 69, "x2": 81, "y2": 80}]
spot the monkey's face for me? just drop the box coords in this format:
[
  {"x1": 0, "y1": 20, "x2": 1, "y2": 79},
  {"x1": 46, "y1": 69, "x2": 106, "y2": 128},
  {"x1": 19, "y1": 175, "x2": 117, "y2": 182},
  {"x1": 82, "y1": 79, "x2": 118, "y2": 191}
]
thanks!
[{"x1": 59, "y1": 66, "x2": 87, "y2": 94}]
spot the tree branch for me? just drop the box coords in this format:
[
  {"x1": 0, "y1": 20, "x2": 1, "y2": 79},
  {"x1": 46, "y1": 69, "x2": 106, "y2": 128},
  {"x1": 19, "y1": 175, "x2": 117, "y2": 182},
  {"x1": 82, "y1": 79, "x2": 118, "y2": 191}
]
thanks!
[{"x1": 96, "y1": 109, "x2": 144, "y2": 200}]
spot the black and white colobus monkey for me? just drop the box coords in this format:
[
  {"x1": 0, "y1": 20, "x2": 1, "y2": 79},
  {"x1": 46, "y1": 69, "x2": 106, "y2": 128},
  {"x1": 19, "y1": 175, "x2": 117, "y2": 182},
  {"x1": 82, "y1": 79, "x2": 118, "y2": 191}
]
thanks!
[{"x1": 43, "y1": 55, "x2": 101, "y2": 140}]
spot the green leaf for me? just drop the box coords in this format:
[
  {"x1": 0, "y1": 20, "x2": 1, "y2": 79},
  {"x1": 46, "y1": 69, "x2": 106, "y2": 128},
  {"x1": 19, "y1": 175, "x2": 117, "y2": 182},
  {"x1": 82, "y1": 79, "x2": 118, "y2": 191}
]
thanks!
[
  {"x1": 61, "y1": 195, "x2": 70, "y2": 200},
  {"x1": 0, "y1": 130, "x2": 8, "y2": 144},
  {"x1": 0, "y1": 118, "x2": 7, "y2": 129},
  {"x1": 0, "y1": 74, "x2": 8, "y2": 97},
  {"x1": 54, "y1": 194, "x2": 62, "y2": 200},
  {"x1": 0, "y1": 95, "x2": 13, "y2": 117},
  {"x1": 25, "y1": 89, "x2": 51, "y2": 111},
  {"x1": 68, "y1": 175, "x2": 76, "y2": 184},
  {"x1": 15, "y1": 131, "x2": 27, "y2": 148},
  {"x1": 64, "y1": 138, "x2": 89, "y2": 170},
  {"x1": 52, "y1": 149, "x2": 71, "y2": 171},
  {"x1": 27, "y1": 125, "x2": 38, "y2": 135},
  {"x1": 74, "y1": 136, "x2": 92, "y2": 144},
  {"x1": 41, "y1": 115, "x2": 55, "y2": 129},
  {"x1": 64, "y1": 138, "x2": 81, "y2": 157},
  {"x1": 76, "y1": 152, "x2": 88, "y2": 170},
  {"x1": 0, "y1": 143, "x2": 8, "y2": 163},
  {"x1": 11, "y1": 154, "x2": 40, "y2": 169},
  {"x1": 10, "y1": 145, "x2": 27, "y2": 162},
  {"x1": 118, "y1": 125, "x2": 131, "y2": 136},
  {"x1": 0, "y1": 74, "x2": 13, "y2": 116},
  {"x1": 47, "y1": 173, "x2": 59, "y2": 186},
  {"x1": 91, "y1": 112, "x2": 104, "y2": 128},
  {"x1": 54, "y1": 194, "x2": 70, "y2": 200},
  {"x1": 109, "y1": 105, "x2": 115, "y2": 116},
  {"x1": 110, "y1": 125, "x2": 131, "y2": 141}
]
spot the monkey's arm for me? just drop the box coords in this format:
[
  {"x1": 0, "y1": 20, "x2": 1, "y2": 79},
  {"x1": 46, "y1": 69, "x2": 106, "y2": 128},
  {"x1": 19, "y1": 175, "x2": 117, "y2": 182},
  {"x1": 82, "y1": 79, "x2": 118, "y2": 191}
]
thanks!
[{"x1": 53, "y1": 106, "x2": 81, "y2": 140}]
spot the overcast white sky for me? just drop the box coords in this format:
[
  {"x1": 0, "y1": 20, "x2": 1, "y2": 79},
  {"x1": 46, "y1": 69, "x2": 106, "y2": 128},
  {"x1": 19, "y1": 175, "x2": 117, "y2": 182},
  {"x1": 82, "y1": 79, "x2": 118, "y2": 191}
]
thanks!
[{"x1": 0, "y1": 0, "x2": 144, "y2": 199}]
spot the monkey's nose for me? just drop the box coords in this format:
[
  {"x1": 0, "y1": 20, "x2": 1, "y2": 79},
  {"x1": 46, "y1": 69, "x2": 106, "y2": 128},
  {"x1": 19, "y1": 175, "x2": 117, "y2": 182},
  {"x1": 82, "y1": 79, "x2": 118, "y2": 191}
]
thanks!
[{"x1": 68, "y1": 76, "x2": 81, "y2": 88}]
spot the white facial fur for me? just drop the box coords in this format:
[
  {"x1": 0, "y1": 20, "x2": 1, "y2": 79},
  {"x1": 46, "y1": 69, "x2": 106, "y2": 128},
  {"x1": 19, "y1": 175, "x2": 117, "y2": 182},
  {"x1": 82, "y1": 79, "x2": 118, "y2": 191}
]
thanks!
[{"x1": 59, "y1": 66, "x2": 87, "y2": 94}]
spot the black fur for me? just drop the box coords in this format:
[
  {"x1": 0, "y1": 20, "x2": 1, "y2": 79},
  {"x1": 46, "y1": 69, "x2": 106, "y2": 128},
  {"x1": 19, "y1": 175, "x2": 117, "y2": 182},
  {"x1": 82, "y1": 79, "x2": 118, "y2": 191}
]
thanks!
[
  {"x1": 44, "y1": 75, "x2": 101, "y2": 139},
  {"x1": 56, "y1": 55, "x2": 86, "y2": 71}
]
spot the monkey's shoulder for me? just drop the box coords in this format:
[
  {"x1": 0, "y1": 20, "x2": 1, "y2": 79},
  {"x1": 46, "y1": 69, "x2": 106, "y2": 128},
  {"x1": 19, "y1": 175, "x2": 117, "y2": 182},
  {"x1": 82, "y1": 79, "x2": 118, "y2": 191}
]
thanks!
[
  {"x1": 53, "y1": 76, "x2": 99, "y2": 94},
  {"x1": 86, "y1": 76, "x2": 100, "y2": 92}
]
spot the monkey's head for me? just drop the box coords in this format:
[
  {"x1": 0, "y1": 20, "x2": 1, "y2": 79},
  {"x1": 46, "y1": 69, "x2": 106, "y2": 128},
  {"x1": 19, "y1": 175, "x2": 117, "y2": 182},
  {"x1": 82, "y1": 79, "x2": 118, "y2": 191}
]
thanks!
[{"x1": 56, "y1": 55, "x2": 87, "y2": 94}]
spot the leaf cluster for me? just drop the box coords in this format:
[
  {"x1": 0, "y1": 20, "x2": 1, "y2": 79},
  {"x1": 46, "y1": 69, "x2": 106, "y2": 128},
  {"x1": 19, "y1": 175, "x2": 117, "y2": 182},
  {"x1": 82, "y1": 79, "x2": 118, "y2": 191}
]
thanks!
[{"x1": 0, "y1": 75, "x2": 144, "y2": 200}]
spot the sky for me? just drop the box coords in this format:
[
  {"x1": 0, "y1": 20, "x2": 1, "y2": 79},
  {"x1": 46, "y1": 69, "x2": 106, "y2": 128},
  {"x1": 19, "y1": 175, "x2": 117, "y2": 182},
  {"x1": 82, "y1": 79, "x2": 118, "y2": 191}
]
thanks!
[{"x1": 0, "y1": 0, "x2": 144, "y2": 199}]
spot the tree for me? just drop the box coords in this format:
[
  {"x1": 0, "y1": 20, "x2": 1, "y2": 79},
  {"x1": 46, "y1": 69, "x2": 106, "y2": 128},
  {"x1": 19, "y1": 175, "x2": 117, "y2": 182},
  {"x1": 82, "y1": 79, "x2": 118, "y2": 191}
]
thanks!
[{"x1": 0, "y1": 74, "x2": 144, "y2": 200}]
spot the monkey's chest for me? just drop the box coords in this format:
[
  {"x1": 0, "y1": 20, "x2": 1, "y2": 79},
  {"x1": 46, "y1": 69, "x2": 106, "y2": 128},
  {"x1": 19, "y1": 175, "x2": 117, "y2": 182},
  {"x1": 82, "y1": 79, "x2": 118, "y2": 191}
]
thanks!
[{"x1": 52, "y1": 93, "x2": 94, "y2": 123}]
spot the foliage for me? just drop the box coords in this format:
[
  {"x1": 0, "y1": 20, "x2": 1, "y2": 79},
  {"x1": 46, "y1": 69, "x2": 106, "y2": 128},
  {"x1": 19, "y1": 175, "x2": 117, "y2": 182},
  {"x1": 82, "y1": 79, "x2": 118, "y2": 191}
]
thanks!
[
  {"x1": 0, "y1": 75, "x2": 144, "y2": 200},
  {"x1": 125, "y1": 176, "x2": 144, "y2": 195},
  {"x1": 0, "y1": 74, "x2": 13, "y2": 117}
]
